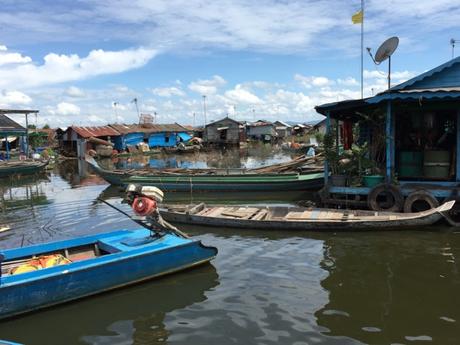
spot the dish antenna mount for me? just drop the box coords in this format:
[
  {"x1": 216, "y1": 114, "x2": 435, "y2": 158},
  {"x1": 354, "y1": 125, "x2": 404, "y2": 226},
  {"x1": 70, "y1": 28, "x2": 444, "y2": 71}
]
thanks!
[{"x1": 367, "y1": 36, "x2": 399, "y2": 90}]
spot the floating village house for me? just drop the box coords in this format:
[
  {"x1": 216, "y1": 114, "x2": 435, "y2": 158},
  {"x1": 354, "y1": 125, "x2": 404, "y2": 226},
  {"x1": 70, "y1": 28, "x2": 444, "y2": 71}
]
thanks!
[
  {"x1": 109, "y1": 124, "x2": 145, "y2": 151},
  {"x1": 315, "y1": 56, "x2": 460, "y2": 213},
  {"x1": 61, "y1": 126, "x2": 120, "y2": 158},
  {"x1": 0, "y1": 114, "x2": 27, "y2": 159},
  {"x1": 146, "y1": 123, "x2": 191, "y2": 148},
  {"x1": 204, "y1": 117, "x2": 246, "y2": 146},
  {"x1": 0, "y1": 109, "x2": 39, "y2": 158},
  {"x1": 273, "y1": 121, "x2": 292, "y2": 138},
  {"x1": 247, "y1": 120, "x2": 277, "y2": 141}
]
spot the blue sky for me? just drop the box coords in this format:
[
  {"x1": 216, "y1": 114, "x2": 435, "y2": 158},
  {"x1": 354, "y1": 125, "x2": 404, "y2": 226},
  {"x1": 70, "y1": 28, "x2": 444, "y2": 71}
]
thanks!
[{"x1": 0, "y1": 0, "x2": 459, "y2": 127}]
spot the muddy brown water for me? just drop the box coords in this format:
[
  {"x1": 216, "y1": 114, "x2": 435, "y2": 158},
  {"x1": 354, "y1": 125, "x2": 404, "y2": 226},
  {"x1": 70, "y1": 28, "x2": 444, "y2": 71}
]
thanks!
[{"x1": 0, "y1": 147, "x2": 459, "y2": 345}]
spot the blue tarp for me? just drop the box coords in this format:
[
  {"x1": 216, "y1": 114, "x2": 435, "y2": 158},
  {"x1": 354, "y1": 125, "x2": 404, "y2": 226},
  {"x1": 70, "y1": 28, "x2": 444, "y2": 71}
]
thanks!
[
  {"x1": 148, "y1": 133, "x2": 177, "y2": 147},
  {"x1": 113, "y1": 132, "x2": 144, "y2": 151},
  {"x1": 177, "y1": 132, "x2": 192, "y2": 142}
]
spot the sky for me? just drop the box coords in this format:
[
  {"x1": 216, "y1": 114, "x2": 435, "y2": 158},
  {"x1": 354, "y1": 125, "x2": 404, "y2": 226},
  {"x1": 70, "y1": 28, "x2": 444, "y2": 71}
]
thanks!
[{"x1": 0, "y1": 0, "x2": 459, "y2": 128}]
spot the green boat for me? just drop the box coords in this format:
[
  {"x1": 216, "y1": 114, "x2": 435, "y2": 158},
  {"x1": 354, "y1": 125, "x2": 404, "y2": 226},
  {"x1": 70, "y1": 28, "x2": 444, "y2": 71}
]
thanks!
[
  {"x1": 0, "y1": 161, "x2": 48, "y2": 178},
  {"x1": 86, "y1": 156, "x2": 324, "y2": 192}
]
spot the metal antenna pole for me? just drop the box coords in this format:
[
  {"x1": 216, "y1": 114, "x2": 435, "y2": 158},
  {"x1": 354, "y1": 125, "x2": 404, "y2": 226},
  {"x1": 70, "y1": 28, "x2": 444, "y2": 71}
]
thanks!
[
  {"x1": 388, "y1": 55, "x2": 391, "y2": 90},
  {"x1": 202, "y1": 95, "x2": 207, "y2": 126}
]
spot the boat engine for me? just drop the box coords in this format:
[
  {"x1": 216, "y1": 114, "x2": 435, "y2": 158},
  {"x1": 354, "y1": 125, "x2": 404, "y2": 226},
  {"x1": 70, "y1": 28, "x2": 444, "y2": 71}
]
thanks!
[
  {"x1": 124, "y1": 184, "x2": 188, "y2": 239},
  {"x1": 125, "y1": 184, "x2": 164, "y2": 217}
]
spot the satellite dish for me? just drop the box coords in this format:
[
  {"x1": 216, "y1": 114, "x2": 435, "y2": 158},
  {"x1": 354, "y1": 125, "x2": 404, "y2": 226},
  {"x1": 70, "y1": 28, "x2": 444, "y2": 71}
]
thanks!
[
  {"x1": 367, "y1": 36, "x2": 399, "y2": 90},
  {"x1": 375, "y1": 36, "x2": 399, "y2": 64}
]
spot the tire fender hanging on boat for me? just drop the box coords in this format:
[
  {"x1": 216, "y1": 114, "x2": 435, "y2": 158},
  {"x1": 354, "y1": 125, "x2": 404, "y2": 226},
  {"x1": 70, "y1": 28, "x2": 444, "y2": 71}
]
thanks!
[
  {"x1": 403, "y1": 190, "x2": 439, "y2": 213},
  {"x1": 367, "y1": 183, "x2": 404, "y2": 212}
]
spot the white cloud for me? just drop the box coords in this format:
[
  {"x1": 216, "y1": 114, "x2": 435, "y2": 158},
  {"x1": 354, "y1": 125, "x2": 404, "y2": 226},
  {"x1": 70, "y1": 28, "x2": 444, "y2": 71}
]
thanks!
[
  {"x1": 188, "y1": 75, "x2": 226, "y2": 95},
  {"x1": 224, "y1": 85, "x2": 261, "y2": 104},
  {"x1": 0, "y1": 46, "x2": 32, "y2": 66},
  {"x1": 0, "y1": 90, "x2": 32, "y2": 106},
  {"x1": 0, "y1": 46, "x2": 157, "y2": 89},
  {"x1": 65, "y1": 86, "x2": 85, "y2": 98},
  {"x1": 151, "y1": 86, "x2": 185, "y2": 97},
  {"x1": 56, "y1": 102, "x2": 80, "y2": 116},
  {"x1": 295, "y1": 74, "x2": 333, "y2": 88}
]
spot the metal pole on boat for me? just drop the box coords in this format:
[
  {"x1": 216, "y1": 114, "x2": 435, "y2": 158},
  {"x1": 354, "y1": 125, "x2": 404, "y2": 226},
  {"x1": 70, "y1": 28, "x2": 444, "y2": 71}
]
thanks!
[{"x1": 25, "y1": 113, "x2": 29, "y2": 158}]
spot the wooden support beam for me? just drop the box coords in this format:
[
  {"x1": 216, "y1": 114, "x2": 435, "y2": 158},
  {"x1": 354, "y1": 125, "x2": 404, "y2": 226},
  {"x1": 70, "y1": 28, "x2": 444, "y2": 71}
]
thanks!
[
  {"x1": 385, "y1": 101, "x2": 394, "y2": 183},
  {"x1": 324, "y1": 111, "x2": 331, "y2": 186}
]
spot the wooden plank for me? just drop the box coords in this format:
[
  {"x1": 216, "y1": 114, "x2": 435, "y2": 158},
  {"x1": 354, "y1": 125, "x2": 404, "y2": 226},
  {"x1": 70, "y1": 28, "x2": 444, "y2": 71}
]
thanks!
[{"x1": 251, "y1": 209, "x2": 268, "y2": 221}]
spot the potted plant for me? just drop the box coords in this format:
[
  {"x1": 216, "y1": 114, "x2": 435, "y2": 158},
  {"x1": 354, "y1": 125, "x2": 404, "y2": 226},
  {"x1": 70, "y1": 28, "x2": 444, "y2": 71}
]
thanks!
[{"x1": 342, "y1": 142, "x2": 384, "y2": 187}]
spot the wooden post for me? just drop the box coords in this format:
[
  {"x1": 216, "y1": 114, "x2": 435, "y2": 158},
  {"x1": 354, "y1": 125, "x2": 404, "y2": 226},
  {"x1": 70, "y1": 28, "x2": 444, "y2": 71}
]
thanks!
[
  {"x1": 385, "y1": 101, "x2": 394, "y2": 183},
  {"x1": 325, "y1": 111, "x2": 331, "y2": 185},
  {"x1": 456, "y1": 110, "x2": 460, "y2": 182},
  {"x1": 25, "y1": 113, "x2": 29, "y2": 157}
]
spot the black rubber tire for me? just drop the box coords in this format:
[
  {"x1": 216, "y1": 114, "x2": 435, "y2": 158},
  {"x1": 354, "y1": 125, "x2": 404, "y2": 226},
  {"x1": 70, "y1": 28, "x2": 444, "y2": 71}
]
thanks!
[
  {"x1": 367, "y1": 183, "x2": 404, "y2": 212},
  {"x1": 403, "y1": 190, "x2": 439, "y2": 213}
]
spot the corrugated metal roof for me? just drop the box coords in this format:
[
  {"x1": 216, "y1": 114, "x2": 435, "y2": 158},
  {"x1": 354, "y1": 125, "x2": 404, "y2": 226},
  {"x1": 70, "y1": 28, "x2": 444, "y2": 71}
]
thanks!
[
  {"x1": 0, "y1": 114, "x2": 26, "y2": 133},
  {"x1": 109, "y1": 124, "x2": 145, "y2": 134},
  {"x1": 72, "y1": 126, "x2": 120, "y2": 138},
  {"x1": 147, "y1": 123, "x2": 189, "y2": 133},
  {"x1": 366, "y1": 91, "x2": 460, "y2": 104},
  {"x1": 391, "y1": 56, "x2": 460, "y2": 91}
]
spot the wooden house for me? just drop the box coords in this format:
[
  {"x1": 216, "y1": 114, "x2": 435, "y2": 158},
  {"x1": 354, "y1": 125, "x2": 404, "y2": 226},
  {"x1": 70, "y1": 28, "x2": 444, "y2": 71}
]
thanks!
[
  {"x1": 247, "y1": 120, "x2": 276, "y2": 141},
  {"x1": 315, "y1": 56, "x2": 460, "y2": 215},
  {"x1": 0, "y1": 114, "x2": 27, "y2": 158},
  {"x1": 273, "y1": 121, "x2": 292, "y2": 138},
  {"x1": 61, "y1": 126, "x2": 120, "y2": 158},
  {"x1": 204, "y1": 117, "x2": 246, "y2": 146}
]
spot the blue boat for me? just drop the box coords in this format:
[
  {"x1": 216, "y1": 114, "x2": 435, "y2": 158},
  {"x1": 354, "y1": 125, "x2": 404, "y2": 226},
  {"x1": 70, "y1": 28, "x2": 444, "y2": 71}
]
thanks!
[{"x1": 0, "y1": 229, "x2": 217, "y2": 320}]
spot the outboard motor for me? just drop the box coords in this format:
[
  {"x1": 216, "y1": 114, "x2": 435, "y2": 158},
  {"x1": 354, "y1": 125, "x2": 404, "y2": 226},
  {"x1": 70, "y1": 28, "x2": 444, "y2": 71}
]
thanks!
[{"x1": 124, "y1": 184, "x2": 188, "y2": 238}]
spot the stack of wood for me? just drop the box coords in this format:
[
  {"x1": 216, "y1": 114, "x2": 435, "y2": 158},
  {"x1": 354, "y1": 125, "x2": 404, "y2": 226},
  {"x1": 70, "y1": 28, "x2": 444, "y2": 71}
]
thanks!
[{"x1": 247, "y1": 154, "x2": 323, "y2": 174}]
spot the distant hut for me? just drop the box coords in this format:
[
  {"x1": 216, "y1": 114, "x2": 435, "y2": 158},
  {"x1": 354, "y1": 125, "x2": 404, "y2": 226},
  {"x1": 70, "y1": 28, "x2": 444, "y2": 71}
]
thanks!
[
  {"x1": 273, "y1": 120, "x2": 293, "y2": 139},
  {"x1": 292, "y1": 123, "x2": 310, "y2": 136},
  {"x1": 247, "y1": 120, "x2": 277, "y2": 141},
  {"x1": 204, "y1": 117, "x2": 246, "y2": 146},
  {"x1": 0, "y1": 114, "x2": 27, "y2": 158},
  {"x1": 61, "y1": 126, "x2": 120, "y2": 158}
]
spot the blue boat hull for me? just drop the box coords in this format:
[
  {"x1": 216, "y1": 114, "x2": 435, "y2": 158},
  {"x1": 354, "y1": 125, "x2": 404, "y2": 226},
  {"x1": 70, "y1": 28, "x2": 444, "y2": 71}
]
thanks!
[{"x1": 0, "y1": 230, "x2": 217, "y2": 320}]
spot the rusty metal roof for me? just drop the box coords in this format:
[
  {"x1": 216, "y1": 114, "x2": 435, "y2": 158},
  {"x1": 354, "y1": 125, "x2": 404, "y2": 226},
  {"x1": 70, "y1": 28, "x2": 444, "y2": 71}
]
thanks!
[
  {"x1": 109, "y1": 124, "x2": 145, "y2": 134},
  {"x1": 140, "y1": 123, "x2": 189, "y2": 133},
  {"x1": 71, "y1": 126, "x2": 120, "y2": 138}
]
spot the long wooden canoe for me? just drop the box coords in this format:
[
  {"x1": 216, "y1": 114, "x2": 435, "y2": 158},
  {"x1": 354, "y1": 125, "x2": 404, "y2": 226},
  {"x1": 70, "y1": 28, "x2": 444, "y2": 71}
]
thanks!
[
  {"x1": 86, "y1": 156, "x2": 324, "y2": 192},
  {"x1": 0, "y1": 161, "x2": 48, "y2": 178},
  {"x1": 0, "y1": 229, "x2": 217, "y2": 320},
  {"x1": 159, "y1": 201, "x2": 455, "y2": 231}
]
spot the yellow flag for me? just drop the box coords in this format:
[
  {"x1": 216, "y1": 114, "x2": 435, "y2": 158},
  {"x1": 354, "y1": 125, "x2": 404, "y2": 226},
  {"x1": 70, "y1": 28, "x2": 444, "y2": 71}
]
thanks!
[{"x1": 352, "y1": 10, "x2": 363, "y2": 24}]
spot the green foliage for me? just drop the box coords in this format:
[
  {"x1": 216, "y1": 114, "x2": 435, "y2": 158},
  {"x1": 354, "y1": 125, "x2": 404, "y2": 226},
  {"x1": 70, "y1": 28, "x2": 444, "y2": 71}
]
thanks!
[
  {"x1": 342, "y1": 142, "x2": 379, "y2": 182},
  {"x1": 323, "y1": 127, "x2": 340, "y2": 175},
  {"x1": 42, "y1": 124, "x2": 50, "y2": 129}
]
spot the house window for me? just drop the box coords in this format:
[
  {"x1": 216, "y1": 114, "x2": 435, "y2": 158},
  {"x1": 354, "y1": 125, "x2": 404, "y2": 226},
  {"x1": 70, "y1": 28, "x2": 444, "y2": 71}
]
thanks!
[
  {"x1": 165, "y1": 135, "x2": 169, "y2": 143},
  {"x1": 220, "y1": 129, "x2": 227, "y2": 140}
]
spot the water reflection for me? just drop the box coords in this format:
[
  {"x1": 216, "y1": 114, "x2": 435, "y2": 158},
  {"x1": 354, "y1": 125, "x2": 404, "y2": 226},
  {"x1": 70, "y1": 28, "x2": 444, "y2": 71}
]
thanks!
[
  {"x1": 101, "y1": 144, "x2": 294, "y2": 171},
  {"x1": 316, "y1": 232, "x2": 460, "y2": 345},
  {"x1": 0, "y1": 174, "x2": 50, "y2": 211},
  {"x1": 0, "y1": 265, "x2": 219, "y2": 345}
]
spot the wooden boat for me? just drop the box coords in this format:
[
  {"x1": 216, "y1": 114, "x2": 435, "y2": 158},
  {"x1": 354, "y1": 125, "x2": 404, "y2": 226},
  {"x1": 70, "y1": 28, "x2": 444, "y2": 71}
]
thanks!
[
  {"x1": 159, "y1": 200, "x2": 455, "y2": 231},
  {"x1": 85, "y1": 156, "x2": 324, "y2": 192},
  {"x1": 0, "y1": 229, "x2": 217, "y2": 319},
  {"x1": 0, "y1": 161, "x2": 48, "y2": 178}
]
